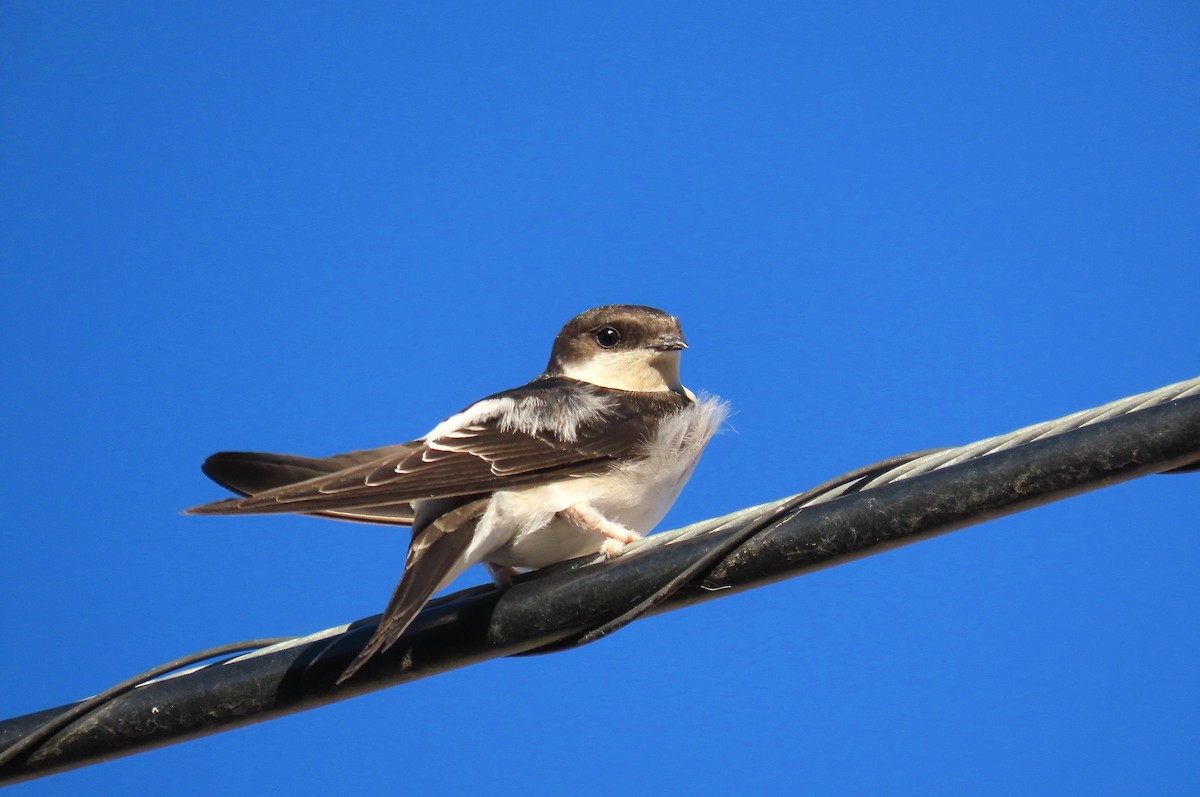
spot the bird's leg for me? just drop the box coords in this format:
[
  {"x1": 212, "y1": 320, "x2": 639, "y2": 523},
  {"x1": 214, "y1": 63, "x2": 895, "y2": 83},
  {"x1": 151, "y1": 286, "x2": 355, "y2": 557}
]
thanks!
[
  {"x1": 485, "y1": 562, "x2": 521, "y2": 587},
  {"x1": 559, "y1": 503, "x2": 642, "y2": 558}
]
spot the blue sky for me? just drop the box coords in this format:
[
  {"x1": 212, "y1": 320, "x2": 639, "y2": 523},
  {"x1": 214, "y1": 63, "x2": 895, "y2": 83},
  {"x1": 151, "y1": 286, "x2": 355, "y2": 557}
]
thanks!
[{"x1": 3, "y1": 2, "x2": 1198, "y2": 794}]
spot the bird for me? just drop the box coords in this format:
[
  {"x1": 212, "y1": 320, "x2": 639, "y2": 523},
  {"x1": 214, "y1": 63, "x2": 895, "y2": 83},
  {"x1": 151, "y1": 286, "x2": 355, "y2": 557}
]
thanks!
[{"x1": 186, "y1": 304, "x2": 727, "y2": 682}]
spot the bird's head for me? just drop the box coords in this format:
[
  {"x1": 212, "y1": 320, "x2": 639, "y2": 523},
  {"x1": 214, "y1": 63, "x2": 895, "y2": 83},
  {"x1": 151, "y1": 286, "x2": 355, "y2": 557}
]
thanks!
[{"x1": 545, "y1": 305, "x2": 689, "y2": 394}]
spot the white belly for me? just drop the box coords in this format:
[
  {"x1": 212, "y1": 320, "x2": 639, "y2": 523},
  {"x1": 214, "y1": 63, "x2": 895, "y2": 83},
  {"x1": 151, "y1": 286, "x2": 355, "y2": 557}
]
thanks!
[{"x1": 478, "y1": 394, "x2": 727, "y2": 570}]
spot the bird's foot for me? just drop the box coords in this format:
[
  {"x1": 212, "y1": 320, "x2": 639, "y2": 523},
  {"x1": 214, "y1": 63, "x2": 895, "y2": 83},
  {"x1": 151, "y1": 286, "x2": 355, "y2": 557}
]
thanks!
[
  {"x1": 485, "y1": 562, "x2": 521, "y2": 587},
  {"x1": 600, "y1": 538, "x2": 628, "y2": 558},
  {"x1": 560, "y1": 503, "x2": 643, "y2": 558}
]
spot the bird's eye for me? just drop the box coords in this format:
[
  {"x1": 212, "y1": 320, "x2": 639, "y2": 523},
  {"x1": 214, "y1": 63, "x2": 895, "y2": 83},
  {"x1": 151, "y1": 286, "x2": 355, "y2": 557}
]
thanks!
[{"x1": 594, "y1": 326, "x2": 622, "y2": 348}]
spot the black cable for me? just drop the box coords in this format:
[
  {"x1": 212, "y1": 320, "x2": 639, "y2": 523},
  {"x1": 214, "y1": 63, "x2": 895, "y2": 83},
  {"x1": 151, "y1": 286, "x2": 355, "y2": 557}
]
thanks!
[
  {"x1": 0, "y1": 638, "x2": 293, "y2": 771},
  {"x1": 2, "y1": 393, "x2": 1197, "y2": 784}
]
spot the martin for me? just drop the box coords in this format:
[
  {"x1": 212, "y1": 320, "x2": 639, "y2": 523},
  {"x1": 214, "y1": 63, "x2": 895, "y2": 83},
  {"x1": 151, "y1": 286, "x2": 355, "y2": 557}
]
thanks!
[{"x1": 187, "y1": 305, "x2": 727, "y2": 682}]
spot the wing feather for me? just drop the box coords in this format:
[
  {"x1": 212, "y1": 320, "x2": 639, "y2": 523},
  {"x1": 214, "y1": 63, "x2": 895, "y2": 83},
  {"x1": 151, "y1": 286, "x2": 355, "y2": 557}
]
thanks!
[{"x1": 197, "y1": 446, "x2": 420, "y2": 524}]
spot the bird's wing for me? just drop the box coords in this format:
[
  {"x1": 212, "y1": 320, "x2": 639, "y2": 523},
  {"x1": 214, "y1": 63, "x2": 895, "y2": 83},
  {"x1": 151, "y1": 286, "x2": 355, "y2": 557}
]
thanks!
[
  {"x1": 199, "y1": 446, "x2": 419, "y2": 525},
  {"x1": 186, "y1": 379, "x2": 688, "y2": 517}
]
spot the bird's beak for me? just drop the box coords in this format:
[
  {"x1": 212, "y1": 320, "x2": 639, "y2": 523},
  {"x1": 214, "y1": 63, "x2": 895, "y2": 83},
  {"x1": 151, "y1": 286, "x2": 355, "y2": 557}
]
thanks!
[{"x1": 650, "y1": 334, "x2": 688, "y2": 352}]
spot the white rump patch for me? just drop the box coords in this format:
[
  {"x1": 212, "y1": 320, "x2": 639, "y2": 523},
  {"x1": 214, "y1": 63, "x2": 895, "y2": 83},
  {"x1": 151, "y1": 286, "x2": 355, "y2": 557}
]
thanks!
[
  {"x1": 422, "y1": 390, "x2": 614, "y2": 444},
  {"x1": 422, "y1": 398, "x2": 517, "y2": 442}
]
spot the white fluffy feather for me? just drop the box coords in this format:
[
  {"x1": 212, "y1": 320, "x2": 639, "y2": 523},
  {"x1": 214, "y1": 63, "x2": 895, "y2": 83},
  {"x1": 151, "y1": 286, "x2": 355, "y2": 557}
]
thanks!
[{"x1": 422, "y1": 390, "x2": 615, "y2": 447}]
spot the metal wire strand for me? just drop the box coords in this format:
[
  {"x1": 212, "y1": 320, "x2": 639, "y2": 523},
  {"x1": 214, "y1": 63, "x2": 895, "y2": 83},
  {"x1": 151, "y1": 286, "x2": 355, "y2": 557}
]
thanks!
[{"x1": 851, "y1": 376, "x2": 1200, "y2": 494}]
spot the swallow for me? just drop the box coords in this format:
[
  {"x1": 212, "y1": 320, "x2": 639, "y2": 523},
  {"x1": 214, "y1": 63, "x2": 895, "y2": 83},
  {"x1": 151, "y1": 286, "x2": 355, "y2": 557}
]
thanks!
[{"x1": 186, "y1": 304, "x2": 727, "y2": 682}]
